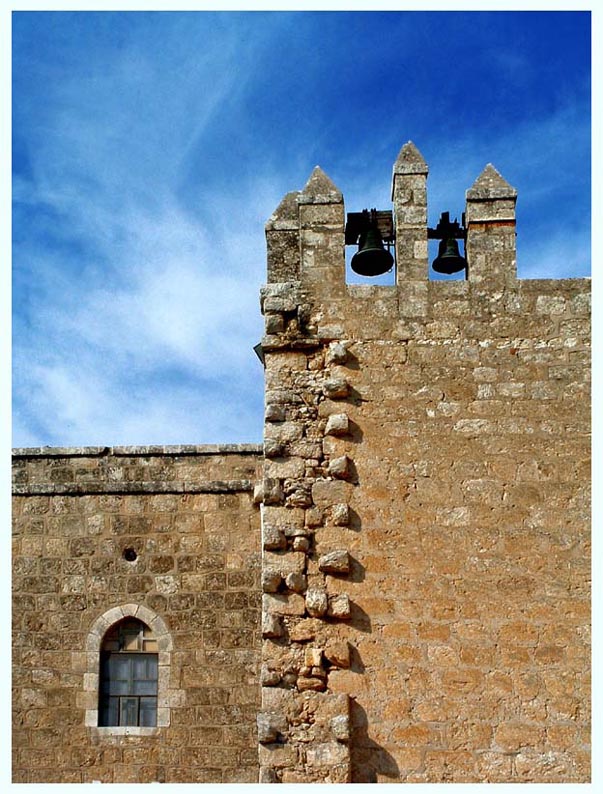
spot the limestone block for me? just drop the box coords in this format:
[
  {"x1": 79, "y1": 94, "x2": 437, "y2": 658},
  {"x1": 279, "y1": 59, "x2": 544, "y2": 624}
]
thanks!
[
  {"x1": 261, "y1": 666, "x2": 282, "y2": 686},
  {"x1": 257, "y1": 711, "x2": 288, "y2": 744},
  {"x1": 304, "y1": 647, "x2": 323, "y2": 667},
  {"x1": 263, "y1": 592, "x2": 306, "y2": 616},
  {"x1": 265, "y1": 421, "x2": 304, "y2": 443},
  {"x1": 289, "y1": 618, "x2": 321, "y2": 642},
  {"x1": 324, "y1": 640, "x2": 351, "y2": 669},
  {"x1": 263, "y1": 525, "x2": 286, "y2": 550},
  {"x1": 264, "y1": 550, "x2": 306, "y2": 577},
  {"x1": 265, "y1": 404, "x2": 286, "y2": 422},
  {"x1": 285, "y1": 572, "x2": 307, "y2": 593},
  {"x1": 325, "y1": 413, "x2": 349, "y2": 437},
  {"x1": 293, "y1": 536, "x2": 311, "y2": 553},
  {"x1": 331, "y1": 503, "x2": 350, "y2": 526},
  {"x1": 318, "y1": 550, "x2": 350, "y2": 575},
  {"x1": 263, "y1": 478, "x2": 285, "y2": 505},
  {"x1": 312, "y1": 479, "x2": 352, "y2": 506},
  {"x1": 328, "y1": 594, "x2": 351, "y2": 619},
  {"x1": 325, "y1": 342, "x2": 349, "y2": 365},
  {"x1": 306, "y1": 741, "x2": 349, "y2": 767},
  {"x1": 265, "y1": 313, "x2": 285, "y2": 334},
  {"x1": 264, "y1": 439, "x2": 284, "y2": 458},
  {"x1": 323, "y1": 378, "x2": 350, "y2": 399},
  {"x1": 330, "y1": 714, "x2": 350, "y2": 742},
  {"x1": 266, "y1": 458, "x2": 306, "y2": 479},
  {"x1": 262, "y1": 612, "x2": 284, "y2": 639},
  {"x1": 253, "y1": 483, "x2": 264, "y2": 504},
  {"x1": 258, "y1": 742, "x2": 298, "y2": 769},
  {"x1": 262, "y1": 570, "x2": 282, "y2": 593},
  {"x1": 305, "y1": 507, "x2": 324, "y2": 527},
  {"x1": 306, "y1": 588, "x2": 329, "y2": 617},
  {"x1": 297, "y1": 676, "x2": 326, "y2": 692},
  {"x1": 259, "y1": 766, "x2": 278, "y2": 783},
  {"x1": 327, "y1": 455, "x2": 352, "y2": 479}
]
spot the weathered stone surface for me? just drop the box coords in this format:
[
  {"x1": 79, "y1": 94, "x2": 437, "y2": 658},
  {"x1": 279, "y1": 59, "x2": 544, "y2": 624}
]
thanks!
[
  {"x1": 328, "y1": 455, "x2": 353, "y2": 480},
  {"x1": 327, "y1": 594, "x2": 351, "y2": 619},
  {"x1": 289, "y1": 618, "x2": 321, "y2": 642},
  {"x1": 323, "y1": 378, "x2": 350, "y2": 399},
  {"x1": 262, "y1": 569, "x2": 282, "y2": 593},
  {"x1": 318, "y1": 550, "x2": 350, "y2": 575},
  {"x1": 263, "y1": 592, "x2": 306, "y2": 617},
  {"x1": 325, "y1": 413, "x2": 349, "y2": 437},
  {"x1": 285, "y1": 572, "x2": 307, "y2": 593},
  {"x1": 305, "y1": 588, "x2": 328, "y2": 617},
  {"x1": 12, "y1": 447, "x2": 263, "y2": 784},
  {"x1": 262, "y1": 612, "x2": 284, "y2": 638},
  {"x1": 297, "y1": 676, "x2": 326, "y2": 692},
  {"x1": 263, "y1": 525, "x2": 286, "y2": 550},
  {"x1": 324, "y1": 640, "x2": 351, "y2": 669},
  {"x1": 325, "y1": 341, "x2": 348, "y2": 365},
  {"x1": 330, "y1": 713, "x2": 350, "y2": 742},
  {"x1": 257, "y1": 711, "x2": 288, "y2": 744},
  {"x1": 330, "y1": 503, "x2": 350, "y2": 526}
]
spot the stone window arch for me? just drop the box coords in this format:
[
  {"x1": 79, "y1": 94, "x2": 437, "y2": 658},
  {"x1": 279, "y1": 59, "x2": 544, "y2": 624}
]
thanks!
[{"x1": 83, "y1": 604, "x2": 181, "y2": 735}]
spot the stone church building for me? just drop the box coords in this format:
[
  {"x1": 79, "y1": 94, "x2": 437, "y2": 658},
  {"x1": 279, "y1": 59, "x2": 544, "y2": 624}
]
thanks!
[{"x1": 12, "y1": 142, "x2": 590, "y2": 783}]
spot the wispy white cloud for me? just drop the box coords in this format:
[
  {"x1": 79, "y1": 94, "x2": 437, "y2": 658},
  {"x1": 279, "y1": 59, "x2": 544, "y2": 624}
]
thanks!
[{"x1": 12, "y1": 11, "x2": 591, "y2": 447}]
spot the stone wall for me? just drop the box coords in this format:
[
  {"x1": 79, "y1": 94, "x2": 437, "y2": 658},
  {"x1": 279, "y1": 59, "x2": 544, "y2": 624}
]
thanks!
[
  {"x1": 12, "y1": 445, "x2": 263, "y2": 783},
  {"x1": 257, "y1": 143, "x2": 590, "y2": 783}
]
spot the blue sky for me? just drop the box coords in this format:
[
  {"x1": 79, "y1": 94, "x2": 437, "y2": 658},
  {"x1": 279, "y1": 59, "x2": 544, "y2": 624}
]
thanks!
[{"x1": 11, "y1": 8, "x2": 592, "y2": 448}]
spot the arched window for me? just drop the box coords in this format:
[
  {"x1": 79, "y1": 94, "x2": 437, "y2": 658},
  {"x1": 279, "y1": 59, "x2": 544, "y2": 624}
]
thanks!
[{"x1": 98, "y1": 618, "x2": 158, "y2": 727}]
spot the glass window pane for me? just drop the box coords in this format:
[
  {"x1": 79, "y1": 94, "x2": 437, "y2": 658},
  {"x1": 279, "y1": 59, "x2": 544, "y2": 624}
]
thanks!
[
  {"x1": 139, "y1": 697, "x2": 157, "y2": 727},
  {"x1": 120, "y1": 697, "x2": 139, "y2": 726},
  {"x1": 98, "y1": 696, "x2": 119, "y2": 727}
]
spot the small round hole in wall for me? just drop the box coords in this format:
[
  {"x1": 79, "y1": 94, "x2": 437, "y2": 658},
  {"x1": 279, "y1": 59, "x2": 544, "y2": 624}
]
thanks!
[{"x1": 123, "y1": 547, "x2": 138, "y2": 562}]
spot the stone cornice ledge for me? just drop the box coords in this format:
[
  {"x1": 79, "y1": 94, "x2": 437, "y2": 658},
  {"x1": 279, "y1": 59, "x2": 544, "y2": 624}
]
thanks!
[{"x1": 12, "y1": 443, "x2": 264, "y2": 458}]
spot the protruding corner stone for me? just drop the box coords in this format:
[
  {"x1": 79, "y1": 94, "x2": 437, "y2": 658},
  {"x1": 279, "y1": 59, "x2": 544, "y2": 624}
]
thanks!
[
  {"x1": 392, "y1": 140, "x2": 429, "y2": 176},
  {"x1": 328, "y1": 593, "x2": 352, "y2": 619},
  {"x1": 257, "y1": 711, "x2": 288, "y2": 744},
  {"x1": 305, "y1": 588, "x2": 329, "y2": 618},
  {"x1": 466, "y1": 163, "x2": 517, "y2": 200},
  {"x1": 299, "y1": 166, "x2": 343, "y2": 204},
  {"x1": 262, "y1": 612, "x2": 285, "y2": 639},
  {"x1": 319, "y1": 549, "x2": 350, "y2": 575},
  {"x1": 325, "y1": 413, "x2": 349, "y2": 437}
]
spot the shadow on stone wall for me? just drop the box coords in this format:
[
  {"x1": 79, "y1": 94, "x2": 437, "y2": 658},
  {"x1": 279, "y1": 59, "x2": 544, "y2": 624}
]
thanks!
[{"x1": 349, "y1": 699, "x2": 400, "y2": 782}]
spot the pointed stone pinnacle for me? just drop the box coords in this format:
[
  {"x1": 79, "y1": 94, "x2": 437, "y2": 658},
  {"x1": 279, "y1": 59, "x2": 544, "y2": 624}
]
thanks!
[
  {"x1": 299, "y1": 166, "x2": 343, "y2": 204},
  {"x1": 393, "y1": 141, "x2": 429, "y2": 175},
  {"x1": 466, "y1": 163, "x2": 517, "y2": 200},
  {"x1": 265, "y1": 191, "x2": 300, "y2": 230}
]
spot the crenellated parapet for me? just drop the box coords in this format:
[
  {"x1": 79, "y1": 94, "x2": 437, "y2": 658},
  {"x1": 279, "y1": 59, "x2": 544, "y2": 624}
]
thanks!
[{"x1": 257, "y1": 142, "x2": 590, "y2": 783}]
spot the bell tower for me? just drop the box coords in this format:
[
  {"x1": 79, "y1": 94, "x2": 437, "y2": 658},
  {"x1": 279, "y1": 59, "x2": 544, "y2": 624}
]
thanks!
[{"x1": 256, "y1": 142, "x2": 590, "y2": 783}]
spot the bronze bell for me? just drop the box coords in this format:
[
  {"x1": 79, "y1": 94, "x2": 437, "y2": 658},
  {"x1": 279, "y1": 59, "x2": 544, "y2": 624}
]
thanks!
[
  {"x1": 432, "y1": 237, "x2": 468, "y2": 274},
  {"x1": 351, "y1": 225, "x2": 394, "y2": 277}
]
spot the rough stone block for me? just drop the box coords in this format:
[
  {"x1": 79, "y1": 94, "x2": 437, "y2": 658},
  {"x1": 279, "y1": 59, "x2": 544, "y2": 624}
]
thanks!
[
  {"x1": 327, "y1": 455, "x2": 352, "y2": 479},
  {"x1": 328, "y1": 594, "x2": 351, "y2": 619},
  {"x1": 323, "y1": 378, "x2": 350, "y2": 399},
  {"x1": 324, "y1": 640, "x2": 351, "y2": 669},
  {"x1": 262, "y1": 570, "x2": 282, "y2": 593},
  {"x1": 262, "y1": 612, "x2": 284, "y2": 638},
  {"x1": 318, "y1": 550, "x2": 350, "y2": 575},
  {"x1": 325, "y1": 413, "x2": 349, "y2": 437},
  {"x1": 263, "y1": 592, "x2": 306, "y2": 616},
  {"x1": 263, "y1": 525, "x2": 287, "y2": 551},
  {"x1": 285, "y1": 572, "x2": 307, "y2": 593},
  {"x1": 257, "y1": 711, "x2": 288, "y2": 744},
  {"x1": 305, "y1": 588, "x2": 328, "y2": 617}
]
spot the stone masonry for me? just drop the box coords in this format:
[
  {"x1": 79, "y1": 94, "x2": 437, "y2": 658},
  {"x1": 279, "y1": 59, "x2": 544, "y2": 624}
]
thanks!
[
  {"x1": 12, "y1": 445, "x2": 263, "y2": 783},
  {"x1": 13, "y1": 141, "x2": 590, "y2": 783},
  {"x1": 256, "y1": 142, "x2": 590, "y2": 783}
]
